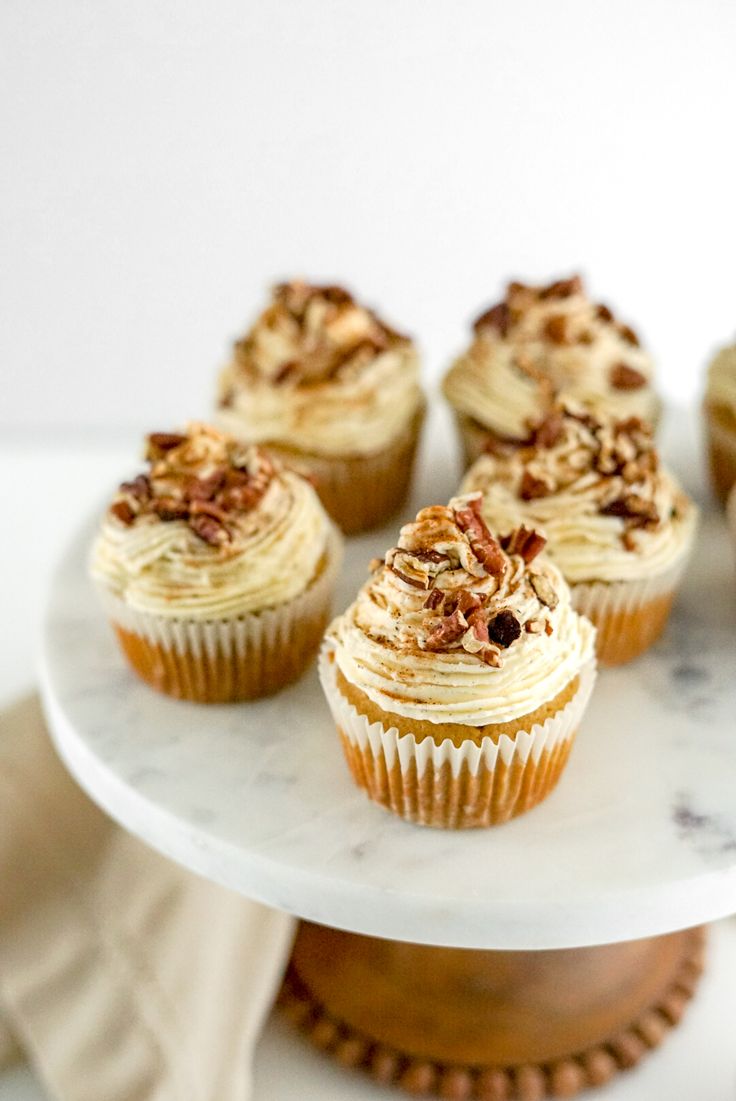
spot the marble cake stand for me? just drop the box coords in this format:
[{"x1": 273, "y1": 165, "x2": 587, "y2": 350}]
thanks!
[{"x1": 38, "y1": 408, "x2": 736, "y2": 1096}]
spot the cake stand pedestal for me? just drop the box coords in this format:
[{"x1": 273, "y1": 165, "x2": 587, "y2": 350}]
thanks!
[{"x1": 38, "y1": 408, "x2": 736, "y2": 1097}]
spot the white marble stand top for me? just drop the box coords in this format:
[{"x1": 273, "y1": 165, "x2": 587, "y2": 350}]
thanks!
[{"x1": 39, "y1": 408, "x2": 736, "y2": 950}]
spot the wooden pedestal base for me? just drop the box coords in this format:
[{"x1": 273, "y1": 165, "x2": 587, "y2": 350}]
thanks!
[{"x1": 279, "y1": 922, "x2": 705, "y2": 1099}]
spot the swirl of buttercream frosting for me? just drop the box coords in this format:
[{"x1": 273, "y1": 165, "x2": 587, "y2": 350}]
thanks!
[
  {"x1": 90, "y1": 423, "x2": 338, "y2": 619},
  {"x1": 461, "y1": 404, "x2": 696, "y2": 583},
  {"x1": 216, "y1": 280, "x2": 423, "y2": 457},
  {"x1": 328, "y1": 494, "x2": 595, "y2": 726},
  {"x1": 443, "y1": 274, "x2": 660, "y2": 439}
]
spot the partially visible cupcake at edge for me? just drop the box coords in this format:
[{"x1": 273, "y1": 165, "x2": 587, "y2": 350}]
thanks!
[
  {"x1": 216, "y1": 280, "x2": 425, "y2": 534},
  {"x1": 90, "y1": 423, "x2": 342, "y2": 702},
  {"x1": 704, "y1": 339, "x2": 736, "y2": 504},
  {"x1": 321, "y1": 494, "x2": 596, "y2": 828},
  {"x1": 461, "y1": 404, "x2": 697, "y2": 665},
  {"x1": 443, "y1": 274, "x2": 660, "y2": 467}
]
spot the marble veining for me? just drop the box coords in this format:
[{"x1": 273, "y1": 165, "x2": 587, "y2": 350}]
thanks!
[{"x1": 39, "y1": 407, "x2": 736, "y2": 950}]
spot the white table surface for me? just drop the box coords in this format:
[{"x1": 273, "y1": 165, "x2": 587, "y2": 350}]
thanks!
[{"x1": 1, "y1": 430, "x2": 735, "y2": 1099}]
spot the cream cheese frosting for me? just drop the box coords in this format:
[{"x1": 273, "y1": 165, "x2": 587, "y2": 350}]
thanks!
[
  {"x1": 443, "y1": 275, "x2": 660, "y2": 439},
  {"x1": 706, "y1": 344, "x2": 736, "y2": 414},
  {"x1": 328, "y1": 495, "x2": 595, "y2": 726},
  {"x1": 90, "y1": 424, "x2": 337, "y2": 619},
  {"x1": 216, "y1": 280, "x2": 423, "y2": 457},
  {"x1": 461, "y1": 405, "x2": 697, "y2": 584}
]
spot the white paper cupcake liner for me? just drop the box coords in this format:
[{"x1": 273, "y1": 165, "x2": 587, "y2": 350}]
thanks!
[
  {"x1": 319, "y1": 647, "x2": 596, "y2": 828},
  {"x1": 95, "y1": 527, "x2": 342, "y2": 702},
  {"x1": 570, "y1": 539, "x2": 694, "y2": 666}
]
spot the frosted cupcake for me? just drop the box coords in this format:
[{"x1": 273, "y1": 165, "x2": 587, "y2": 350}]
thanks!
[
  {"x1": 321, "y1": 495, "x2": 596, "y2": 828},
  {"x1": 216, "y1": 280, "x2": 425, "y2": 534},
  {"x1": 704, "y1": 342, "x2": 736, "y2": 504},
  {"x1": 91, "y1": 424, "x2": 342, "y2": 702},
  {"x1": 443, "y1": 274, "x2": 660, "y2": 466},
  {"x1": 462, "y1": 405, "x2": 697, "y2": 665}
]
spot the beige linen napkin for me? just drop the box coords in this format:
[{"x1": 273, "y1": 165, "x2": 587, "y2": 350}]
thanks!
[{"x1": 0, "y1": 695, "x2": 295, "y2": 1101}]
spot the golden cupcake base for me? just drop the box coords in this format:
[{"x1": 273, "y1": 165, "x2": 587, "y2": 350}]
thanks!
[
  {"x1": 280, "y1": 922, "x2": 705, "y2": 1100},
  {"x1": 273, "y1": 405, "x2": 425, "y2": 535},
  {"x1": 572, "y1": 588, "x2": 677, "y2": 667}
]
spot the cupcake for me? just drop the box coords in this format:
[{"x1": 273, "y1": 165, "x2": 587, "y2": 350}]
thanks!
[
  {"x1": 90, "y1": 424, "x2": 342, "y2": 702},
  {"x1": 443, "y1": 274, "x2": 660, "y2": 467},
  {"x1": 321, "y1": 495, "x2": 596, "y2": 828},
  {"x1": 461, "y1": 404, "x2": 697, "y2": 665},
  {"x1": 704, "y1": 342, "x2": 736, "y2": 504},
  {"x1": 216, "y1": 280, "x2": 425, "y2": 534}
]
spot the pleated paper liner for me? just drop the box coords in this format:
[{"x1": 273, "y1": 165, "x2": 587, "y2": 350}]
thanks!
[
  {"x1": 704, "y1": 400, "x2": 736, "y2": 506},
  {"x1": 96, "y1": 527, "x2": 342, "y2": 703},
  {"x1": 319, "y1": 648, "x2": 596, "y2": 829},
  {"x1": 570, "y1": 546, "x2": 694, "y2": 667},
  {"x1": 270, "y1": 405, "x2": 425, "y2": 535}
]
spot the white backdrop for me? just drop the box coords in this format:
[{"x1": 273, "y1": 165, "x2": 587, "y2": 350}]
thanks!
[{"x1": 2, "y1": 0, "x2": 735, "y2": 435}]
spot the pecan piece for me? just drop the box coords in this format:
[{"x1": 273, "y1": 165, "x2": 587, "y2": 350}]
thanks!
[
  {"x1": 532, "y1": 409, "x2": 564, "y2": 448},
  {"x1": 456, "y1": 589, "x2": 482, "y2": 615},
  {"x1": 618, "y1": 324, "x2": 640, "y2": 347},
  {"x1": 110, "y1": 499, "x2": 135, "y2": 525},
  {"x1": 600, "y1": 494, "x2": 659, "y2": 527},
  {"x1": 453, "y1": 499, "x2": 506, "y2": 578},
  {"x1": 153, "y1": 498, "x2": 189, "y2": 521},
  {"x1": 519, "y1": 470, "x2": 552, "y2": 500},
  {"x1": 147, "y1": 432, "x2": 186, "y2": 456},
  {"x1": 530, "y1": 572, "x2": 559, "y2": 609},
  {"x1": 544, "y1": 314, "x2": 569, "y2": 344},
  {"x1": 189, "y1": 499, "x2": 229, "y2": 523},
  {"x1": 596, "y1": 303, "x2": 614, "y2": 323},
  {"x1": 424, "y1": 588, "x2": 444, "y2": 610},
  {"x1": 504, "y1": 525, "x2": 547, "y2": 564},
  {"x1": 187, "y1": 469, "x2": 226, "y2": 502},
  {"x1": 423, "y1": 609, "x2": 467, "y2": 651},
  {"x1": 539, "y1": 275, "x2": 583, "y2": 300},
  {"x1": 610, "y1": 363, "x2": 646, "y2": 391},
  {"x1": 488, "y1": 610, "x2": 522, "y2": 648},
  {"x1": 119, "y1": 474, "x2": 151, "y2": 501},
  {"x1": 473, "y1": 301, "x2": 511, "y2": 337},
  {"x1": 188, "y1": 512, "x2": 229, "y2": 546}
]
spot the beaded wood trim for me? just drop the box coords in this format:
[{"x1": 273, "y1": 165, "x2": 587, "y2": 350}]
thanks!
[{"x1": 277, "y1": 927, "x2": 705, "y2": 1100}]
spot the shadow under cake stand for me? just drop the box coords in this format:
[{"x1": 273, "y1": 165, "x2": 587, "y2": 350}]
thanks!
[{"x1": 39, "y1": 410, "x2": 736, "y2": 1098}]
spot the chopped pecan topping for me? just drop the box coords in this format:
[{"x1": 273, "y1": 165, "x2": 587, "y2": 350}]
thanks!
[
  {"x1": 519, "y1": 470, "x2": 552, "y2": 500},
  {"x1": 110, "y1": 500, "x2": 135, "y2": 525},
  {"x1": 618, "y1": 324, "x2": 640, "y2": 347},
  {"x1": 110, "y1": 428, "x2": 280, "y2": 545},
  {"x1": 188, "y1": 513, "x2": 229, "y2": 546},
  {"x1": 153, "y1": 498, "x2": 190, "y2": 521},
  {"x1": 147, "y1": 432, "x2": 186, "y2": 457},
  {"x1": 488, "y1": 611, "x2": 522, "y2": 648},
  {"x1": 453, "y1": 497, "x2": 506, "y2": 578},
  {"x1": 600, "y1": 493, "x2": 658, "y2": 528},
  {"x1": 539, "y1": 275, "x2": 583, "y2": 300},
  {"x1": 532, "y1": 409, "x2": 564, "y2": 448},
  {"x1": 502, "y1": 525, "x2": 547, "y2": 564},
  {"x1": 473, "y1": 301, "x2": 511, "y2": 337},
  {"x1": 423, "y1": 609, "x2": 468, "y2": 650},
  {"x1": 119, "y1": 474, "x2": 151, "y2": 501},
  {"x1": 544, "y1": 314, "x2": 570, "y2": 344},
  {"x1": 596, "y1": 303, "x2": 614, "y2": 323},
  {"x1": 610, "y1": 363, "x2": 646, "y2": 390},
  {"x1": 423, "y1": 588, "x2": 444, "y2": 610},
  {"x1": 530, "y1": 572, "x2": 559, "y2": 609}
]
